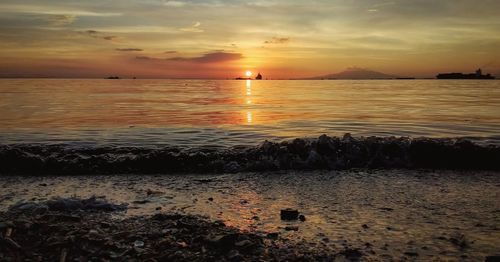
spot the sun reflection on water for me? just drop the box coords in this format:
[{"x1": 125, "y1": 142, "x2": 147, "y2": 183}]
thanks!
[
  {"x1": 246, "y1": 111, "x2": 253, "y2": 123},
  {"x1": 245, "y1": 80, "x2": 254, "y2": 124}
]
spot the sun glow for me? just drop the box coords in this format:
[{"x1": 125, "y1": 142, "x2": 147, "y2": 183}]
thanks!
[{"x1": 245, "y1": 71, "x2": 252, "y2": 77}]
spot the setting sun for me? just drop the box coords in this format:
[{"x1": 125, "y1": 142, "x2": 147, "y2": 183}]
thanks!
[{"x1": 245, "y1": 71, "x2": 252, "y2": 77}]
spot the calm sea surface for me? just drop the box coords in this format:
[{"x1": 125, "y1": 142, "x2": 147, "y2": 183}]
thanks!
[{"x1": 1, "y1": 79, "x2": 499, "y2": 147}]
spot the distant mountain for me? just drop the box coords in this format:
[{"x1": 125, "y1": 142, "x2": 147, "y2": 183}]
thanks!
[{"x1": 305, "y1": 67, "x2": 399, "y2": 80}]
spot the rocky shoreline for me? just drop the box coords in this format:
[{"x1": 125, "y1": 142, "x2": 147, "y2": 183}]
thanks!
[
  {"x1": 1, "y1": 134, "x2": 499, "y2": 175},
  {"x1": 0, "y1": 197, "x2": 364, "y2": 261}
]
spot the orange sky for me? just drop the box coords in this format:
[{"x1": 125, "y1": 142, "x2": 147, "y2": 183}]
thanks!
[{"x1": 1, "y1": 0, "x2": 500, "y2": 78}]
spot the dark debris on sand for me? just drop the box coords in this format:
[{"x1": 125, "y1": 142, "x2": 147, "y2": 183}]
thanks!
[
  {"x1": 0, "y1": 197, "x2": 362, "y2": 261},
  {"x1": 1, "y1": 134, "x2": 499, "y2": 174}
]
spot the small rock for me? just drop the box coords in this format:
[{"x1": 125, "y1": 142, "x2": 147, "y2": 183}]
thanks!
[
  {"x1": 235, "y1": 239, "x2": 253, "y2": 248},
  {"x1": 155, "y1": 207, "x2": 162, "y2": 210},
  {"x1": 208, "y1": 197, "x2": 214, "y2": 201},
  {"x1": 267, "y1": 232, "x2": 279, "y2": 240},
  {"x1": 10, "y1": 202, "x2": 49, "y2": 215},
  {"x1": 224, "y1": 161, "x2": 241, "y2": 173},
  {"x1": 404, "y1": 251, "x2": 419, "y2": 257},
  {"x1": 134, "y1": 240, "x2": 144, "y2": 248},
  {"x1": 132, "y1": 199, "x2": 150, "y2": 204},
  {"x1": 99, "y1": 222, "x2": 111, "y2": 228},
  {"x1": 177, "y1": 241, "x2": 188, "y2": 248},
  {"x1": 146, "y1": 189, "x2": 164, "y2": 196},
  {"x1": 284, "y1": 226, "x2": 299, "y2": 231},
  {"x1": 227, "y1": 249, "x2": 244, "y2": 262},
  {"x1": 485, "y1": 256, "x2": 500, "y2": 262},
  {"x1": 0, "y1": 221, "x2": 15, "y2": 229},
  {"x1": 280, "y1": 208, "x2": 299, "y2": 220},
  {"x1": 298, "y1": 215, "x2": 306, "y2": 222},
  {"x1": 449, "y1": 233, "x2": 468, "y2": 250},
  {"x1": 339, "y1": 248, "x2": 363, "y2": 260},
  {"x1": 88, "y1": 229, "x2": 100, "y2": 237},
  {"x1": 362, "y1": 224, "x2": 369, "y2": 229},
  {"x1": 48, "y1": 197, "x2": 127, "y2": 212},
  {"x1": 306, "y1": 150, "x2": 322, "y2": 165},
  {"x1": 206, "y1": 233, "x2": 240, "y2": 251},
  {"x1": 41, "y1": 213, "x2": 82, "y2": 223},
  {"x1": 342, "y1": 133, "x2": 354, "y2": 142}
]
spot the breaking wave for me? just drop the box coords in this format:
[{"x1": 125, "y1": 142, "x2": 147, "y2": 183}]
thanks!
[{"x1": 1, "y1": 134, "x2": 499, "y2": 175}]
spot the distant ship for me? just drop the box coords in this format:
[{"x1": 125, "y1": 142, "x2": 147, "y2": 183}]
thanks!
[
  {"x1": 106, "y1": 76, "x2": 120, "y2": 79},
  {"x1": 235, "y1": 72, "x2": 264, "y2": 80},
  {"x1": 436, "y1": 69, "x2": 495, "y2": 79}
]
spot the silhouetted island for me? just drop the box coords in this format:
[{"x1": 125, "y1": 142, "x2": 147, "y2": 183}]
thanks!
[
  {"x1": 436, "y1": 68, "x2": 495, "y2": 79},
  {"x1": 256, "y1": 72, "x2": 263, "y2": 80},
  {"x1": 106, "y1": 76, "x2": 120, "y2": 79},
  {"x1": 304, "y1": 68, "x2": 401, "y2": 80}
]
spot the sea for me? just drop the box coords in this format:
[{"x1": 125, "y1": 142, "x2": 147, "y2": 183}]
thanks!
[{"x1": 1, "y1": 79, "x2": 499, "y2": 147}]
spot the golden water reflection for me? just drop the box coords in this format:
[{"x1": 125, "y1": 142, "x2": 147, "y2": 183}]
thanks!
[
  {"x1": 246, "y1": 111, "x2": 253, "y2": 124},
  {"x1": 245, "y1": 80, "x2": 253, "y2": 124},
  {"x1": 2, "y1": 79, "x2": 500, "y2": 142}
]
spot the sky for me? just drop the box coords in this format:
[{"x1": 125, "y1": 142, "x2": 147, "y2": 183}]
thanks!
[{"x1": 0, "y1": 0, "x2": 499, "y2": 79}]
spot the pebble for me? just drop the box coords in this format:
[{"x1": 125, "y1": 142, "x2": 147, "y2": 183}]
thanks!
[
  {"x1": 280, "y1": 208, "x2": 299, "y2": 220},
  {"x1": 404, "y1": 251, "x2": 419, "y2": 257},
  {"x1": 134, "y1": 240, "x2": 145, "y2": 248},
  {"x1": 485, "y1": 256, "x2": 500, "y2": 262}
]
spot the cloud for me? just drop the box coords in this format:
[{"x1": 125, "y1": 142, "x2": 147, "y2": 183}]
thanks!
[
  {"x1": 116, "y1": 48, "x2": 143, "y2": 51},
  {"x1": 82, "y1": 30, "x2": 118, "y2": 41},
  {"x1": 103, "y1": 36, "x2": 118, "y2": 41},
  {"x1": 164, "y1": 50, "x2": 177, "y2": 54},
  {"x1": 135, "y1": 52, "x2": 242, "y2": 63},
  {"x1": 46, "y1": 14, "x2": 76, "y2": 26},
  {"x1": 0, "y1": 3, "x2": 122, "y2": 17},
  {"x1": 180, "y1": 21, "x2": 203, "y2": 32},
  {"x1": 168, "y1": 52, "x2": 242, "y2": 63},
  {"x1": 264, "y1": 37, "x2": 290, "y2": 44},
  {"x1": 164, "y1": 1, "x2": 186, "y2": 7}
]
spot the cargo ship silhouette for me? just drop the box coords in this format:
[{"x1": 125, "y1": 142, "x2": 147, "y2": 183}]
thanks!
[{"x1": 436, "y1": 68, "x2": 495, "y2": 79}]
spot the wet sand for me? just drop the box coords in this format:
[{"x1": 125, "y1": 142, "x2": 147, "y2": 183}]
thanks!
[{"x1": 1, "y1": 170, "x2": 499, "y2": 260}]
